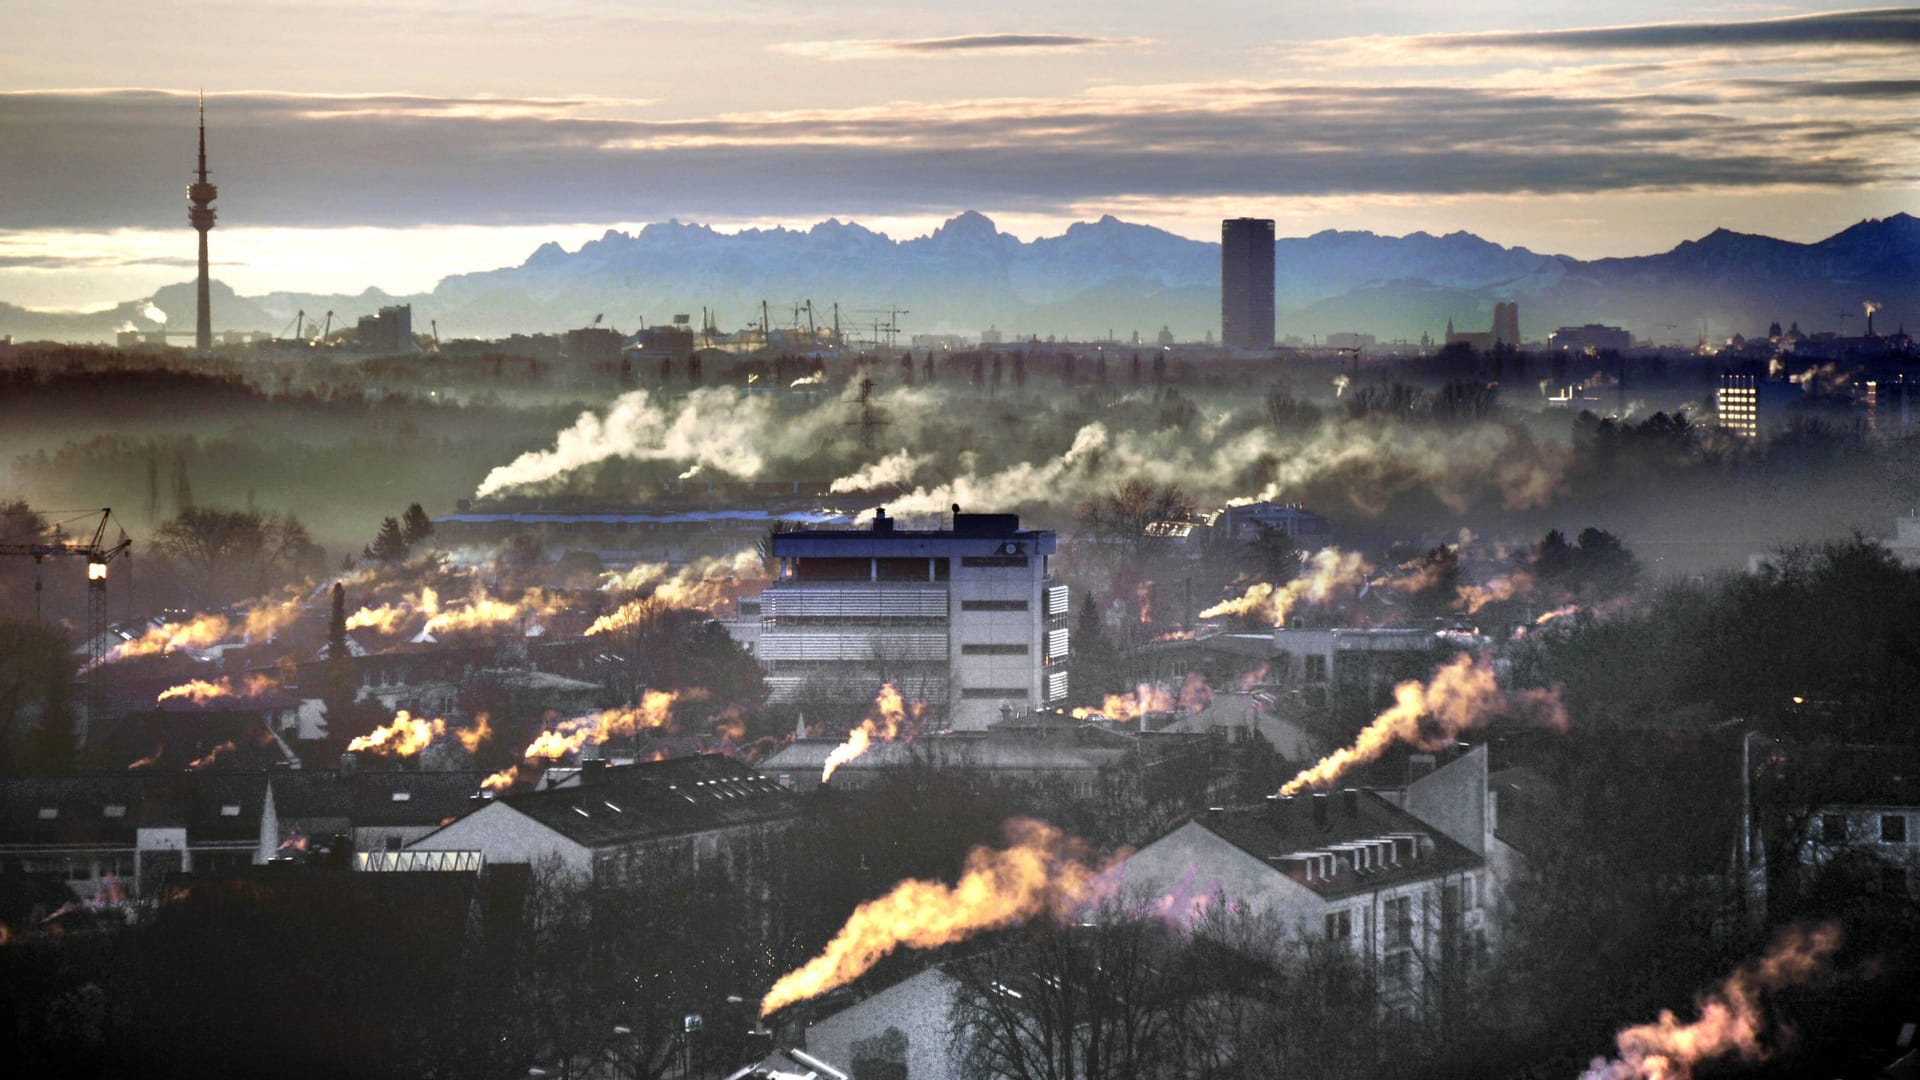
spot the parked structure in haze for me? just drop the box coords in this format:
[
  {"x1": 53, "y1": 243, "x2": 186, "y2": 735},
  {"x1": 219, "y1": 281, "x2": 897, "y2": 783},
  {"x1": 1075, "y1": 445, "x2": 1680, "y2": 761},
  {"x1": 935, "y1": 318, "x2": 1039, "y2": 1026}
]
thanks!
[
  {"x1": 356, "y1": 305, "x2": 415, "y2": 355},
  {"x1": 1221, "y1": 218, "x2": 1275, "y2": 350},
  {"x1": 1549, "y1": 324, "x2": 1632, "y2": 354},
  {"x1": 750, "y1": 510, "x2": 1068, "y2": 729}
]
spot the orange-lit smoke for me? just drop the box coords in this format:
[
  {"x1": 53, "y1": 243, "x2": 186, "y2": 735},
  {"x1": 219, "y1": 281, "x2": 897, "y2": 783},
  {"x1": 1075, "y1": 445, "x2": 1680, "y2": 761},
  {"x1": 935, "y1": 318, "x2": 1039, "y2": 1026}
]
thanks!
[
  {"x1": 1279, "y1": 653, "x2": 1566, "y2": 796},
  {"x1": 127, "y1": 745, "x2": 163, "y2": 771},
  {"x1": 822, "y1": 683, "x2": 929, "y2": 782},
  {"x1": 1178, "y1": 671, "x2": 1214, "y2": 713},
  {"x1": 100, "y1": 597, "x2": 304, "y2": 665},
  {"x1": 347, "y1": 710, "x2": 493, "y2": 757},
  {"x1": 521, "y1": 689, "x2": 694, "y2": 762},
  {"x1": 187, "y1": 740, "x2": 238, "y2": 771},
  {"x1": 1236, "y1": 662, "x2": 1272, "y2": 692},
  {"x1": 1072, "y1": 683, "x2": 1176, "y2": 722},
  {"x1": 1579, "y1": 923, "x2": 1842, "y2": 1080},
  {"x1": 760, "y1": 818, "x2": 1120, "y2": 1016},
  {"x1": 156, "y1": 674, "x2": 277, "y2": 705},
  {"x1": 422, "y1": 587, "x2": 564, "y2": 636},
  {"x1": 345, "y1": 585, "x2": 439, "y2": 634},
  {"x1": 593, "y1": 549, "x2": 767, "y2": 626},
  {"x1": 1458, "y1": 571, "x2": 1535, "y2": 615},
  {"x1": 1535, "y1": 604, "x2": 1581, "y2": 627},
  {"x1": 1198, "y1": 548, "x2": 1371, "y2": 626},
  {"x1": 481, "y1": 765, "x2": 520, "y2": 793}
]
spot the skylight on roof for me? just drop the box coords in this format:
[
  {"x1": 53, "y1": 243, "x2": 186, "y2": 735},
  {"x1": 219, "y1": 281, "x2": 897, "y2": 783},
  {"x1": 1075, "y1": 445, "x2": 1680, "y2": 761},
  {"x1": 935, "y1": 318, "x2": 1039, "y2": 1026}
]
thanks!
[
  {"x1": 604, "y1": 801, "x2": 623, "y2": 813},
  {"x1": 37, "y1": 807, "x2": 57, "y2": 820},
  {"x1": 391, "y1": 792, "x2": 412, "y2": 802},
  {"x1": 220, "y1": 804, "x2": 240, "y2": 816},
  {"x1": 573, "y1": 806, "x2": 591, "y2": 818},
  {"x1": 103, "y1": 805, "x2": 126, "y2": 818}
]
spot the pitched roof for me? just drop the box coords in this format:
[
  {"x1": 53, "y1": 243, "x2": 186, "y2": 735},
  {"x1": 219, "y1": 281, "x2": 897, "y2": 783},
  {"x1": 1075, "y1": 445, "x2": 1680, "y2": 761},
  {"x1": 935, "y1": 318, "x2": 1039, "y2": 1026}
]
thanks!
[
  {"x1": 756, "y1": 735, "x2": 1126, "y2": 777},
  {"x1": 1188, "y1": 790, "x2": 1482, "y2": 900},
  {"x1": 488, "y1": 754, "x2": 797, "y2": 848}
]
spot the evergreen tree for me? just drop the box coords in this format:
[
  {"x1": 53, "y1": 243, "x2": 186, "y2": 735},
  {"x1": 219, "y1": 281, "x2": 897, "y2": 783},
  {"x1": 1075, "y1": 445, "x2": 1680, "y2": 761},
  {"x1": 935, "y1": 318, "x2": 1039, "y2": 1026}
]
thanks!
[
  {"x1": 327, "y1": 582, "x2": 348, "y2": 662},
  {"x1": 399, "y1": 503, "x2": 434, "y2": 549},
  {"x1": 364, "y1": 517, "x2": 408, "y2": 564}
]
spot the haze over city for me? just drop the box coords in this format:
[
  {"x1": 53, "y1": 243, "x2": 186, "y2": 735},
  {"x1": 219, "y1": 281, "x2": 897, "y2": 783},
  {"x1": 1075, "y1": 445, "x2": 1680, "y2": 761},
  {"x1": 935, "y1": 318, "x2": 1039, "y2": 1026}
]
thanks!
[
  {"x1": 1, "y1": 5, "x2": 1918, "y2": 1080},
  {"x1": 3, "y1": 2, "x2": 1917, "y2": 308}
]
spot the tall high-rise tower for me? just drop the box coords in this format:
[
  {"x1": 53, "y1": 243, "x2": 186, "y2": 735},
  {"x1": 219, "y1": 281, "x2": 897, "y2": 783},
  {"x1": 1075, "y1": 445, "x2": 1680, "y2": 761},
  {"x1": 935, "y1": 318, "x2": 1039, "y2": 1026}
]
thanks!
[
  {"x1": 1221, "y1": 218, "x2": 1275, "y2": 350},
  {"x1": 187, "y1": 92, "x2": 218, "y2": 352}
]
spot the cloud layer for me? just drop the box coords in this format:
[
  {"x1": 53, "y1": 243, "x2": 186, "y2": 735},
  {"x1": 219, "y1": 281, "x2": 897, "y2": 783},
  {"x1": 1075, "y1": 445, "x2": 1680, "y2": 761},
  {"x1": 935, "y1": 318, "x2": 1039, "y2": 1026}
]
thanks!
[{"x1": 2, "y1": 70, "x2": 1908, "y2": 234}]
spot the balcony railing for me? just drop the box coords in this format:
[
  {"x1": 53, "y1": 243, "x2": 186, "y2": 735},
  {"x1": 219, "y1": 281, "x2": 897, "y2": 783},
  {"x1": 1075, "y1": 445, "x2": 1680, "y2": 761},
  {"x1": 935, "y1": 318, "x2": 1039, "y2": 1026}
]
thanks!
[
  {"x1": 762, "y1": 585, "x2": 949, "y2": 621},
  {"x1": 760, "y1": 629, "x2": 949, "y2": 662}
]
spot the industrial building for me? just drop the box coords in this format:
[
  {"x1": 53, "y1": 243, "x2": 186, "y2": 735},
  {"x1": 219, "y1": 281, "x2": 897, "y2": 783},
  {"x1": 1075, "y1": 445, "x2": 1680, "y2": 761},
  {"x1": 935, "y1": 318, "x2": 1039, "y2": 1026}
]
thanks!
[
  {"x1": 1221, "y1": 218, "x2": 1276, "y2": 350},
  {"x1": 1548, "y1": 323, "x2": 1633, "y2": 353},
  {"x1": 355, "y1": 304, "x2": 416, "y2": 355},
  {"x1": 750, "y1": 510, "x2": 1069, "y2": 730}
]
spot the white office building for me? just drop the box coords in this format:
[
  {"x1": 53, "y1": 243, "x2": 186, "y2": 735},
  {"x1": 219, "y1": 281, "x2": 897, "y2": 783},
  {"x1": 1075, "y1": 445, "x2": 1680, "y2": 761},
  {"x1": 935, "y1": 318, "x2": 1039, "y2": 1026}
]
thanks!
[{"x1": 753, "y1": 510, "x2": 1069, "y2": 730}]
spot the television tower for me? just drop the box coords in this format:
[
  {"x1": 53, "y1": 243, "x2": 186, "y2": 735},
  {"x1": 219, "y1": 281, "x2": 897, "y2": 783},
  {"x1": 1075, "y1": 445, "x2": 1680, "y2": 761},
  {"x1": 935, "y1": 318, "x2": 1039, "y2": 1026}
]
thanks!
[{"x1": 187, "y1": 91, "x2": 218, "y2": 352}]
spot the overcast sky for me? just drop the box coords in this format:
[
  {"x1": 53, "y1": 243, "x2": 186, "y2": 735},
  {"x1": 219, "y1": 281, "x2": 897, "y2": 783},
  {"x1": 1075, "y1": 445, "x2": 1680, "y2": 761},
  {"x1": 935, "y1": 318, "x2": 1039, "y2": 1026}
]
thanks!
[{"x1": 2, "y1": 2, "x2": 1916, "y2": 309}]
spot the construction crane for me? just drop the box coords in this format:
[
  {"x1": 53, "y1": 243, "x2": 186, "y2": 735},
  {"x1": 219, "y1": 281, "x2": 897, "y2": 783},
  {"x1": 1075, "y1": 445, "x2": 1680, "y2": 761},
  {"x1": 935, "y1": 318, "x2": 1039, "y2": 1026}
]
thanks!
[
  {"x1": 852, "y1": 307, "x2": 911, "y2": 350},
  {"x1": 0, "y1": 507, "x2": 133, "y2": 722}
]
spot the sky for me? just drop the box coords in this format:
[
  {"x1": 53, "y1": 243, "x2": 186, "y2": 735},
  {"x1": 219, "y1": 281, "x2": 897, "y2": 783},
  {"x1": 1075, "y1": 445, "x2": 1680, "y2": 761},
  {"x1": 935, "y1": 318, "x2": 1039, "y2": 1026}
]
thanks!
[{"x1": 2, "y1": 1, "x2": 1916, "y2": 310}]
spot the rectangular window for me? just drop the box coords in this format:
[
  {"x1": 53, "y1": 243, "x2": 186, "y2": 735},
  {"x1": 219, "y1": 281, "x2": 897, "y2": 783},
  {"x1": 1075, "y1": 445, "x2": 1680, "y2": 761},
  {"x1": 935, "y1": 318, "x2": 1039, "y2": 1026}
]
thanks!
[
  {"x1": 962, "y1": 643, "x2": 1030, "y2": 656},
  {"x1": 1304, "y1": 655, "x2": 1329, "y2": 682},
  {"x1": 1821, "y1": 813, "x2": 1847, "y2": 844},
  {"x1": 960, "y1": 688, "x2": 1029, "y2": 700},
  {"x1": 1883, "y1": 814, "x2": 1908, "y2": 843},
  {"x1": 1386, "y1": 896, "x2": 1413, "y2": 947},
  {"x1": 1324, "y1": 910, "x2": 1351, "y2": 940},
  {"x1": 934, "y1": 559, "x2": 952, "y2": 582},
  {"x1": 961, "y1": 599, "x2": 1029, "y2": 612},
  {"x1": 1464, "y1": 874, "x2": 1478, "y2": 910},
  {"x1": 961, "y1": 556, "x2": 1029, "y2": 568}
]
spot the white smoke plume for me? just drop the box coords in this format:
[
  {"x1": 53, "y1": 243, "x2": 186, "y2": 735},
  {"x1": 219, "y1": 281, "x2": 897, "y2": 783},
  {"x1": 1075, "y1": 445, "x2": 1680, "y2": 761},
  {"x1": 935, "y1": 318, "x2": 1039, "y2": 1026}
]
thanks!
[
  {"x1": 142, "y1": 302, "x2": 167, "y2": 325},
  {"x1": 478, "y1": 378, "x2": 1571, "y2": 521},
  {"x1": 829, "y1": 448, "x2": 926, "y2": 494},
  {"x1": 478, "y1": 388, "x2": 786, "y2": 497}
]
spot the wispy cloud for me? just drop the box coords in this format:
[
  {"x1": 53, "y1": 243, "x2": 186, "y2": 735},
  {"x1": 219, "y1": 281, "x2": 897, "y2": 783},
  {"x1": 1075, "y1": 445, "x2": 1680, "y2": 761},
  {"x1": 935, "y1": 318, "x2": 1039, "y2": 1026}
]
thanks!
[
  {"x1": 778, "y1": 33, "x2": 1144, "y2": 60},
  {"x1": 1432, "y1": 7, "x2": 1920, "y2": 51},
  {"x1": 0, "y1": 80, "x2": 1909, "y2": 234}
]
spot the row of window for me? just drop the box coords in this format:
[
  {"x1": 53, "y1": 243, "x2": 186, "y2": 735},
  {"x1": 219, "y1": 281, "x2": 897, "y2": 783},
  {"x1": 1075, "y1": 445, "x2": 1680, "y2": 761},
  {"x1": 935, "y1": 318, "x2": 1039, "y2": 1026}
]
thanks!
[
  {"x1": 1821, "y1": 812, "x2": 1908, "y2": 844},
  {"x1": 960, "y1": 643, "x2": 1030, "y2": 655},
  {"x1": 959, "y1": 599, "x2": 1029, "y2": 612},
  {"x1": 959, "y1": 688, "x2": 1030, "y2": 700}
]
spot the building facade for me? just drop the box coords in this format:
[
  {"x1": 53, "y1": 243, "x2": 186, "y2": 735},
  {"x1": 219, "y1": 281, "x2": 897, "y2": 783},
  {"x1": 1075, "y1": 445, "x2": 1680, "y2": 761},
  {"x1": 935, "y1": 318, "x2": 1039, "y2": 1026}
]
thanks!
[
  {"x1": 1221, "y1": 218, "x2": 1276, "y2": 350},
  {"x1": 755, "y1": 511, "x2": 1068, "y2": 730},
  {"x1": 1115, "y1": 747, "x2": 1501, "y2": 1020},
  {"x1": 1548, "y1": 324, "x2": 1633, "y2": 354},
  {"x1": 1717, "y1": 372, "x2": 1760, "y2": 438}
]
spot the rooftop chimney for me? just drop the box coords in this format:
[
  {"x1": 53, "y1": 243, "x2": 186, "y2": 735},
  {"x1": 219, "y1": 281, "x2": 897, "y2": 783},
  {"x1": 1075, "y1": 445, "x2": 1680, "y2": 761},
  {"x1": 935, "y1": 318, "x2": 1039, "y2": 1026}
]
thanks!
[
  {"x1": 581, "y1": 759, "x2": 608, "y2": 785},
  {"x1": 339, "y1": 752, "x2": 357, "y2": 777},
  {"x1": 872, "y1": 507, "x2": 894, "y2": 534},
  {"x1": 1342, "y1": 788, "x2": 1360, "y2": 817},
  {"x1": 1311, "y1": 792, "x2": 1329, "y2": 828}
]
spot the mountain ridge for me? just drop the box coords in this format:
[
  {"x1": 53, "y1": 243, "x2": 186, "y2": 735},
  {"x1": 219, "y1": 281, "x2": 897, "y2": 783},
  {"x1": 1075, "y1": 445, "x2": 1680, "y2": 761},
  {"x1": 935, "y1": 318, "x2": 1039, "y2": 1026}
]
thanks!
[{"x1": 4, "y1": 212, "x2": 1913, "y2": 345}]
